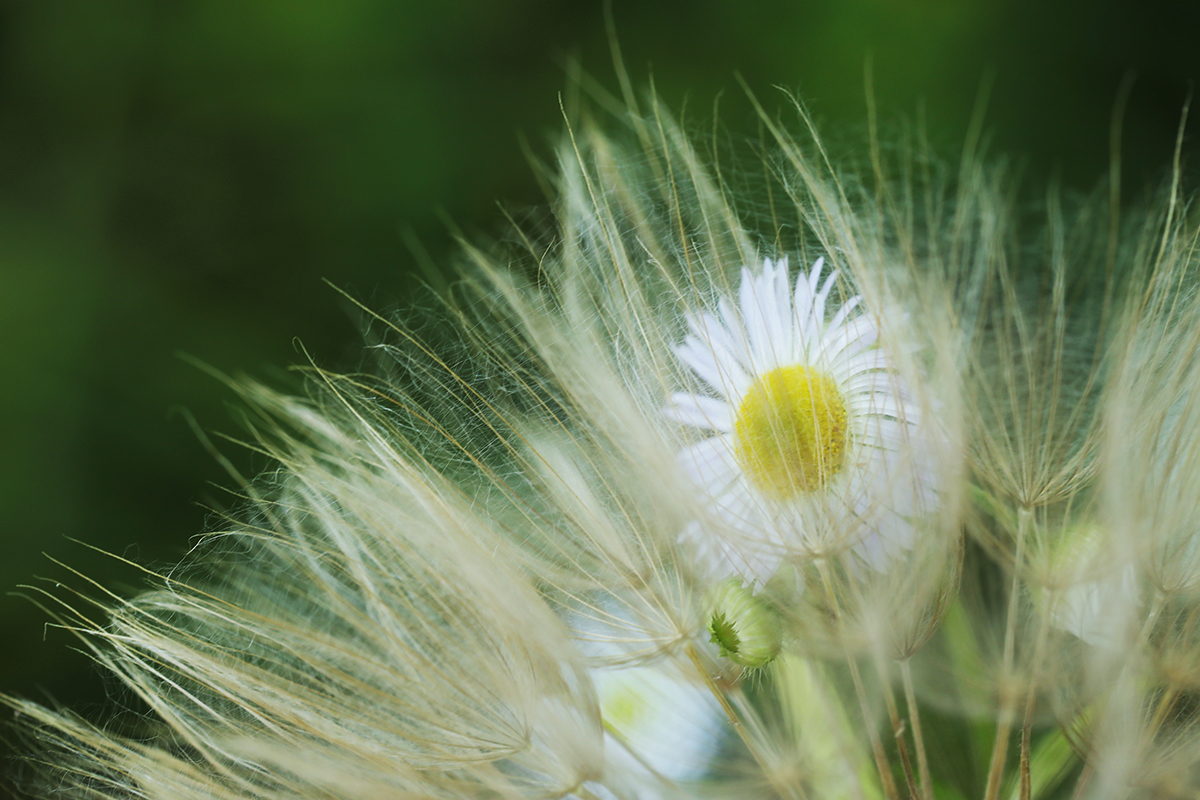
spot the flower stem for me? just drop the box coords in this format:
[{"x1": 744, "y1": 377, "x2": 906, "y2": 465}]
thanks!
[
  {"x1": 818, "y1": 560, "x2": 900, "y2": 800},
  {"x1": 984, "y1": 504, "x2": 1032, "y2": 800},
  {"x1": 1070, "y1": 761, "x2": 1094, "y2": 800},
  {"x1": 684, "y1": 644, "x2": 804, "y2": 800},
  {"x1": 1147, "y1": 683, "x2": 1180, "y2": 742},
  {"x1": 846, "y1": 653, "x2": 901, "y2": 800},
  {"x1": 1019, "y1": 614, "x2": 1050, "y2": 800},
  {"x1": 881, "y1": 666, "x2": 919, "y2": 800},
  {"x1": 900, "y1": 658, "x2": 934, "y2": 800}
]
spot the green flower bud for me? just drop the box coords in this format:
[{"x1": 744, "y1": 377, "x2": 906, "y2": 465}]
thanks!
[{"x1": 707, "y1": 578, "x2": 782, "y2": 668}]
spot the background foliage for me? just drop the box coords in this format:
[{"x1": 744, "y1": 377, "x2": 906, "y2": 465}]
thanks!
[{"x1": 1, "y1": 0, "x2": 1197, "y2": 792}]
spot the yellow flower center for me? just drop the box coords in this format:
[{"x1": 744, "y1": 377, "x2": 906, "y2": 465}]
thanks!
[{"x1": 733, "y1": 365, "x2": 848, "y2": 499}]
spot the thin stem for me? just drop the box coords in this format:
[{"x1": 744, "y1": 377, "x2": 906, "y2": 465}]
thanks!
[
  {"x1": 1146, "y1": 683, "x2": 1180, "y2": 741},
  {"x1": 684, "y1": 644, "x2": 802, "y2": 800},
  {"x1": 846, "y1": 654, "x2": 901, "y2": 800},
  {"x1": 1070, "y1": 761, "x2": 1094, "y2": 800},
  {"x1": 728, "y1": 683, "x2": 812, "y2": 800},
  {"x1": 1019, "y1": 702, "x2": 1033, "y2": 800},
  {"x1": 1144, "y1": 597, "x2": 1196, "y2": 744},
  {"x1": 791, "y1": 657, "x2": 871, "y2": 800},
  {"x1": 1019, "y1": 613, "x2": 1050, "y2": 800},
  {"x1": 685, "y1": 644, "x2": 751, "y2": 748},
  {"x1": 984, "y1": 505, "x2": 1032, "y2": 800},
  {"x1": 900, "y1": 659, "x2": 934, "y2": 800},
  {"x1": 983, "y1": 685, "x2": 1017, "y2": 800},
  {"x1": 879, "y1": 664, "x2": 919, "y2": 800},
  {"x1": 819, "y1": 560, "x2": 900, "y2": 800}
]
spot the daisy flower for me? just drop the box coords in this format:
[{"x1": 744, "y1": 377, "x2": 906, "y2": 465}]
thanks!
[{"x1": 666, "y1": 255, "x2": 933, "y2": 588}]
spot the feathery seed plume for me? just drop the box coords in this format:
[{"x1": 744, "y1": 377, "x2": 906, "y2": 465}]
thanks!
[{"x1": 6, "y1": 80, "x2": 1200, "y2": 800}]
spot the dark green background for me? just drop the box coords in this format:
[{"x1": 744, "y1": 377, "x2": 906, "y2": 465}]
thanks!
[{"x1": 1, "y1": 0, "x2": 1195, "y2": 792}]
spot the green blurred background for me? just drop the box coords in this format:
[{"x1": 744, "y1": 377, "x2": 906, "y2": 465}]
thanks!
[{"x1": 0, "y1": 0, "x2": 1195, "y2": 791}]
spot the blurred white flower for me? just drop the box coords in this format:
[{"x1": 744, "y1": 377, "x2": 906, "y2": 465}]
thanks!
[
  {"x1": 1046, "y1": 550, "x2": 1140, "y2": 651},
  {"x1": 594, "y1": 663, "x2": 725, "y2": 790},
  {"x1": 666, "y1": 256, "x2": 934, "y2": 587}
]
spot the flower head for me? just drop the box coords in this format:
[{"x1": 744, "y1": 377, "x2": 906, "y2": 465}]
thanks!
[
  {"x1": 706, "y1": 577, "x2": 782, "y2": 667},
  {"x1": 667, "y1": 255, "x2": 934, "y2": 587}
]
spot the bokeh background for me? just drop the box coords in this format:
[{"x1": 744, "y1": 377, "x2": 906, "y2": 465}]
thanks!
[{"x1": 1, "y1": 0, "x2": 1197, "y2": 793}]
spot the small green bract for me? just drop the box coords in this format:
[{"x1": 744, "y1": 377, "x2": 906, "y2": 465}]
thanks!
[{"x1": 707, "y1": 578, "x2": 782, "y2": 668}]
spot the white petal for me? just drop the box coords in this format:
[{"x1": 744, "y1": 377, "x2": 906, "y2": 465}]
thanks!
[
  {"x1": 723, "y1": 538, "x2": 783, "y2": 589},
  {"x1": 860, "y1": 393, "x2": 921, "y2": 423},
  {"x1": 680, "y1": 516, "x2": 780, "y2": 588},
  {"x1": 792, "y1": 263, "x2": 814, "y2": 322},
  {"x1": 767, "y1": 257, "x2": 794, "y2": 361},
  {"x1": 795, "y1": 261, "x2": 827, "y2": 351},
  {"x1": 663, "y1": 392, "x2": 734, "y2": 432},
  {"x1": 688, "y1": 310, "x2": 743, "y2": 365},
  {"x1": 739, "y1": 265, "x2": 777, "y2": 370},
  {"x1": 713, "y1": 483, "x2": 768, "y2": 536},
  {"x1": 716, "y1": 296, "x2": 753, "y2": 370},
  {"x1": 675, "y1": 337, "x2": 748, "y2": 400},
  {"x1": 820, "y1": 314, "x2": 878, "y2": 363},
  {"x1": 811, "y1": 269, "x2": 841, "y2": 333},
  {"x1": 840, "y1": 349, "x2": 890, "y2": 377},
  {"x1": 795, "y1": 257, "x2": 824, "y2": 317},
  {"x1": 677, "y1": 436, "x2": 739, "y2": 494},
  {"x1": 854, "y1": 530, "x2": 890, "y2": 572},
  {"x1": 855, "y1": 418, "x2": 921, "y2": 459},
  {"x1": 825, "y1": 296, "x2": 862, "y2": 333}
]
